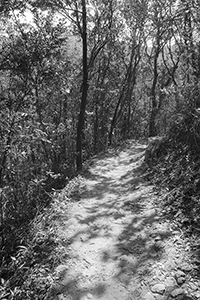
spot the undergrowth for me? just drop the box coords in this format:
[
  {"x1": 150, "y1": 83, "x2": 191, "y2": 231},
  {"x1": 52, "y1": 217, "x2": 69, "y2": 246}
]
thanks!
[
  {"x1": 0, "y1": 175, "x2": 85, "y2": 300},
  {"x1": 145, "y1": 108, "x2": 200, "y2": 232}
]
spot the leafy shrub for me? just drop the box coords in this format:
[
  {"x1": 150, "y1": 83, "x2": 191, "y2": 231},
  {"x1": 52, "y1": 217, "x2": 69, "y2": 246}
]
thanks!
[{"x1": 145, "y1": 104, "x2": 200, "y2": 229}]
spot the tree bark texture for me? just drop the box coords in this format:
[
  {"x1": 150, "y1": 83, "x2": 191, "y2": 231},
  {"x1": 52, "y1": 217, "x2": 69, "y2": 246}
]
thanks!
[
  {"x1": 76, "y1": 0, "x2": 88, "y2": 171},
  {"x1": 149, "y1": 48, "x2": 159, "y2": 137}
]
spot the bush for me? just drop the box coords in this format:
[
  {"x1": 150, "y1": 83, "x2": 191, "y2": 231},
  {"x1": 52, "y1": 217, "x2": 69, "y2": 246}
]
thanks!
[{"x1": 145, "y1": 106, "x2": 200, "y2": 229}]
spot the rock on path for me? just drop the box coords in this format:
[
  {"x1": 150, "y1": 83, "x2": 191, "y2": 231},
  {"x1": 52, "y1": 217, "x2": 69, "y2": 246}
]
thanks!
[{"x1": 47, "y1": 142, "x2": 199, "y2": 300}]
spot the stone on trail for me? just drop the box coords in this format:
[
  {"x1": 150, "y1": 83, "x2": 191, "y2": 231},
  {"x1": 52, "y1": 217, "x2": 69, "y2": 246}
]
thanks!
[
  {"x1": 194, "y1": 291, "x2": 200, "y2": 298},
  {"x1": 151, "y1": 283, "x2": 166, "y2": 294},
  {"x1": 144, "y1": 208, "x2": 157, "y2": 218},
  {"x1": 175, "y1": 270, "x2": 186, "y2": 285},
  {"x1": 176, "y1": 276, "x2": 186, "y2": 285},
  {"x1": 155, "y1": 240, "x2": 165, "y2": 249},
  {"x1": 164, "y1": 277, "x2": 177, "y2": 294},
  {"x1": 178, "y1": 264, "x2": 193, "y2": 273},
  {"x1": 86, "y1": 293, "x2": 93, "y2": 299},
  {"x1": 175, "y1": 270, "x2": 186, "y2": 277},
  {"x1": 170, "y1": 288, "x2": 184, "y2": 298}
]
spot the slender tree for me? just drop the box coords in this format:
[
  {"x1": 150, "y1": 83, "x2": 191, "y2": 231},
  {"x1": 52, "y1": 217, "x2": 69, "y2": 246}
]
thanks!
[
  {"x1": 76, "y1": 0, "x2": 88, "y2": 170},
  {"x1": 146, "y1": 0, "x2": 177, "y2": 136}
]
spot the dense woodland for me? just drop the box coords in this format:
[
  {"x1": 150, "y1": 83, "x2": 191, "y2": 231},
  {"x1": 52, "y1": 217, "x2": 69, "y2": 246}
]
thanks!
[{"x1": 1, "y1": 0, "x2": 200, "y2": 299}]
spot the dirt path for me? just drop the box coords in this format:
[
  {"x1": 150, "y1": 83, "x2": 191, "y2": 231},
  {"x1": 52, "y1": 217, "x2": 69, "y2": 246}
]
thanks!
[{"x1": 49, "y1": 142, "x2": 199, "y2": 300}]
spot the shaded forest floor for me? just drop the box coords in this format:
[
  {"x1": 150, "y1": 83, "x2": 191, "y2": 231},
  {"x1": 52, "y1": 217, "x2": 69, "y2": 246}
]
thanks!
[{"x1": 44, "y1": 141, "x2": 200, "y2": 300}]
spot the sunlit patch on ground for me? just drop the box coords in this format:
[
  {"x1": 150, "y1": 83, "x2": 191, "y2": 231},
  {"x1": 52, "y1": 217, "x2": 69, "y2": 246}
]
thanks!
[{"x1": 47, "y1": 141, "x2": 198, "y2": 300}]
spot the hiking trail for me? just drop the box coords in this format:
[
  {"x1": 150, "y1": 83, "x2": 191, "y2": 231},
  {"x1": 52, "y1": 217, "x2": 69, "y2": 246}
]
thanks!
[{"x1": 48, "y1": 141, "x2": 199, "y2": 300}]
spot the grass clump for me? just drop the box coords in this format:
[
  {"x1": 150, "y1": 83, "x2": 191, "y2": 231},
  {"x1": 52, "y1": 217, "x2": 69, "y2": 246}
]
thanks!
[
  {"x1": 0, "y1": 209, "x2": 58, "y2": 300},
  {"x1": 0, "y1": 175, "x2": 85, "y2": 300}
]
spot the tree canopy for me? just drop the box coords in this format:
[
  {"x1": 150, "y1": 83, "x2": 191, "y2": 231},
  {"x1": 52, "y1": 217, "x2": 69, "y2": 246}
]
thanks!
[{"x1": 1, "y1": 0, "x2": 200, "y2": 298}]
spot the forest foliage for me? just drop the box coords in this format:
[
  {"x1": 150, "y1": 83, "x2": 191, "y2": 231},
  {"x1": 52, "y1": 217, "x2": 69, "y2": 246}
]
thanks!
[
  {"x1": 1, "y1": 0, "x2": 200, "y2": 299},
  {"x1": 145, "y1": 106, "x2": 200, "y2": 230}
]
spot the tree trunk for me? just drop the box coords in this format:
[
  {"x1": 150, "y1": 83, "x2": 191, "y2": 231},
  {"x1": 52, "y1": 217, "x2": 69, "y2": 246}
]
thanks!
[
  {"x1": 93, "y1": 96, "x2": 99, "y2": 153},
  {"x1": 149, "y1": 107, "x2": 158, "y2": 137},
  {"x1": 76, "y1": 0, "x2": 88, "y2": 171},
  {"x1": 149, "y1": 48, "x2": 159, "y2": 137},
  {"x1": 93, "y1": 56, "x2": 110, "y2": 153},
  {"x1": 126, "y1": 95, "x2": 132, "y2": 138},
  {"x1": 108, "y1": 92, "x2": 123, "y2": 145}
]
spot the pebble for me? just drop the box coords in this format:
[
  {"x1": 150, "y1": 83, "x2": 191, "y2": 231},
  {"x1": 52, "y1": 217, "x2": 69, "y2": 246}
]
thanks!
[
  {"x1": 155, "y1": 241, "x2": 165, "y2": 249},
  {"x1": 178, "y1": 264, "x2": 193, "y2": 272},
  {"x1": 151, "y1": 283, "x2": 165, "y2": 294},
  {"x1": 144, "y1": 208, "x2": 157, "y2": 218},
  {"x1": 188, "y1": 282, "x2": 198, "y2": 291},
  {"x1": 131, "y1": 289, "x2": 141, "y2": 298},
  {"x1": 175, "y1": 270, "x2": 186, "y2": 279},
  {"x1": 165, "y1": 277, "x2": 177, "y2": 292},
  {"x1": 170, "y1": 288, "x2": 184, "y2": 298},
  {"x1": 141, "y1": 232, "x2": 147, "y2": 239},
  {"x1": 174, "y1": 270, "x2": 186, "y2": 285},
  {"x1": 176, "y1": 276, "x2": 186, "y2": 285},
  {"x1": 165, "y1": 277, "x2": 176, "y2": 285},
  {"x1": 194, "y1": 291, "x2": 200, "y2": 298}
]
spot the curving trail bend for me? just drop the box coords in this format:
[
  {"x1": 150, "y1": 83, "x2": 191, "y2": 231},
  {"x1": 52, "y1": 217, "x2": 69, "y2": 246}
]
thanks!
[{"x1": 49, "y1": 142, "x2": 196, "y2": 300}]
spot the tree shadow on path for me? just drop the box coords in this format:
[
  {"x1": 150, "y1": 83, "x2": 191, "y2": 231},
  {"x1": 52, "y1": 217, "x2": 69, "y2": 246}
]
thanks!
[{"x1": 52, "y1": 142, "x2": 174, "y2": 300}]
